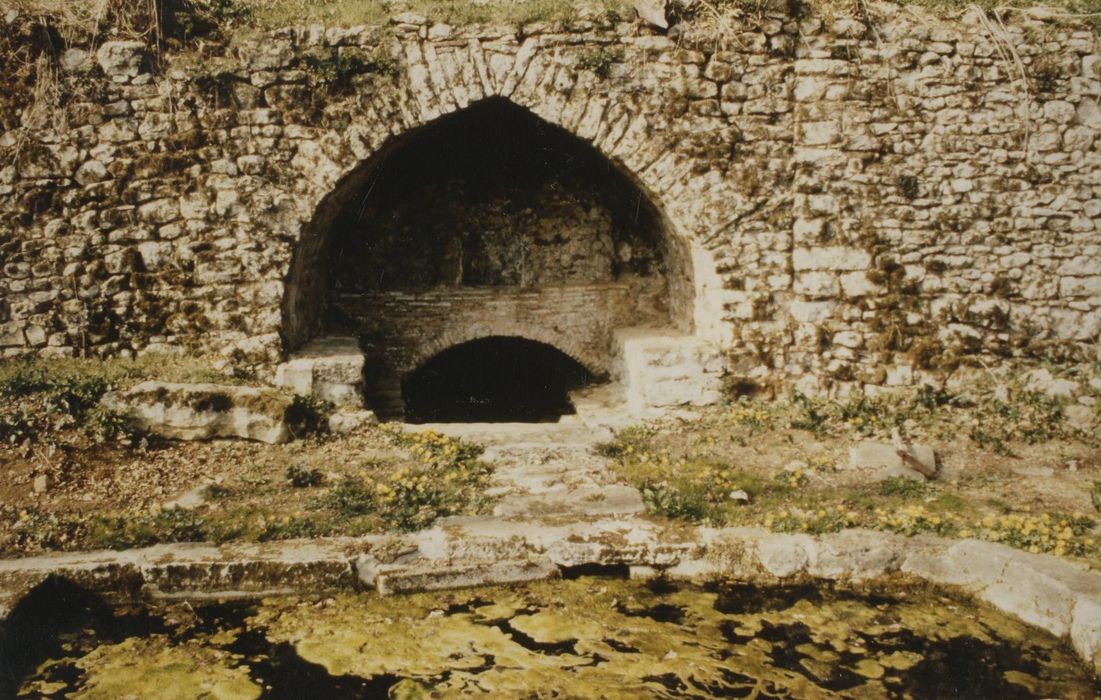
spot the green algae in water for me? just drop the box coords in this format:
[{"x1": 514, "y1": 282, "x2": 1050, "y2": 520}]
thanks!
[{"x1": 11, "y1": 578, "x2": 1101, "y2": 699}]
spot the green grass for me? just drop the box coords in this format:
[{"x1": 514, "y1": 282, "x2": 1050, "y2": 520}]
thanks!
[
  {"x1": 0, "y1": 355, "x2": 237, "y2": 392},
  {"x1": 600, "y1": 414, "x2": 1098, "y2": 561},
  {"x1": 0, "y1": 355, "x2": 243, "y2": 446},
  {"x1": 8, "y1": 427, "x2": 493, "y2": 551}
]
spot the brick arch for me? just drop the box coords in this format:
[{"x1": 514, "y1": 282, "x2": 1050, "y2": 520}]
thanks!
[
  {"x1": 280, "y1": 36, "x2": 704, "y2": 351},
  {"x1": 402, "y1": 325, "x2": 605, "y2": 379}
]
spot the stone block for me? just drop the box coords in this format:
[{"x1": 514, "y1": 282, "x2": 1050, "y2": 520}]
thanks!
[
  {"x1": 328, "y1": 408, "x2": 378, "y2": 435},
  {"x1": 846, "y1": 441, "x2": 937, "y2": 481},
  {"x1": 95, "y1": 41, "x2": 147, "y2": 83},
  {"x1": 276, "y1": 336, "x2": 366, "y2": 407},
  {"x1": 1023, "y1": 367, "x2": 1080, "y2": 398},
  {"x1": 1071, "y1": 595, "x2": 1101, "y2": 672},
  {"x1": 0, "y1": 324, "x2": 25, "y2": 347},
  {"x1": 794, "y1": 271, "x2": 840, "y2": 298},
  {"x1": 102, "y1": 381, "x2": 293, "y2": 444},
  {"x1": 885, "y1": 364, "x2": 913, "y2": 386},
  {"x1": 808, "y1": 530, "x2": 903, "y2": 581},
  {"x1": 794, "y1": 247, "x2": 871, "y2": 271},
  {"x1": 616, "y1": 329, "x2": 724, "y2": 412},
  {"x1": 789, "y1": 300, "x2": 836, "y2": 323},
  {"x1": 839, "y1": 271, "x2": 879, "y2": 297},
  {"x1": 375, "y1": 558, "x2": 558, "y2": 595},
  {"x1": 753, "y1": 533, "x2": 813, "y2": 578},
  {"x1": 800, "y1": 120, "x2": 841, "y2": 145},
  {"x1": 137, "y1": 198, "x2": 180, "y2": 225},
  {"x1": 1060, "y1": 276, "x2": 1101, "y2": 297},
  {"x1": 832, "y1": 331, "x2": 863, "y2": 349},
  {"x1": 75, "y1": 160, "x2": 109, "y2": 186}
]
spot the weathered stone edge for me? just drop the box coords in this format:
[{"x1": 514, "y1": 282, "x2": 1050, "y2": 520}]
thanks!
[{"x1": 0, "y1": 524, "x2": 1098, "y2": 673}]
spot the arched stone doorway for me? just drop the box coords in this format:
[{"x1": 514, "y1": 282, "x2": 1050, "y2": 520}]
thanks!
[
  {"x1": 281, "y1": 98, "x2": 721, "y2": 419},
  {"x1": 403, "y1": 336, "x2": 593, "y2": 423}
]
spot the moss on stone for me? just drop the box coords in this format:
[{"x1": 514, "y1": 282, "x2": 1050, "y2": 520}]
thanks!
[
  {"x1": 245, "y1": 578, "x2": 1097, "y2": 697},
  {"x1": 71, "y1": 636, "x2": 260, "y2": 700}
]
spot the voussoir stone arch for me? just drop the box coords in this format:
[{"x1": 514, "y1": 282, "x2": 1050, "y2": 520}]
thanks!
[
  {"x1": 404, "y1": 326, "x2": 604, "y2": 379},
  {"x1": 280, "y1": 32, "x2": 710, "y2": 352}
]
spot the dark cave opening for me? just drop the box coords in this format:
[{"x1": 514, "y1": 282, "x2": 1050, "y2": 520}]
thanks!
[{"x1": 401, "y1": 337, "x2": 594, "y2": 423}]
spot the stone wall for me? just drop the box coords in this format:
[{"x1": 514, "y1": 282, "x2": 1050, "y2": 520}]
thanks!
[{"x1": 1, "y1": 3, "x2": 1099, "y2": 396}]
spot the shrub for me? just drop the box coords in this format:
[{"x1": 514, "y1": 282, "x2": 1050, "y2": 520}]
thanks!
[
  {"x1": 0, "y1": 367, "x2": 115, "y2": 444},
  {"x1": 593, "y1": 425, "x2": 654, "y2": 459},
  {"x1": 83, "y1": 507, "x2": 206, "y2": 549},
  {"x1": 285, "y1": 394, "x2": 333, "y2": 439},
  {"x1": 12, "y1": 508, "x2": 85, "y2": 550},
  {"x1": 320, "y1": 430, "x2": 492, "y2": 531},
  {"x1": 0, "y1": 407, "x2": 38, "y2": 445},
  {"x1": 969, "y1": 387, "x2": 1065, "y2": 455},
  {"x1": 299, "y1": 46, "x2": 397, "y2": 93},
  {"x1": 765, "y1": 506, "x2": 858, "y2": 535},
  {"x1": 575, "y1": 49, "x2": 620, "y2": 78},
  {"x1": 789, "y1": 392, "x2": 829, "y2": 435},
  {"x1": 835, "y1": 396, "x2": 891, "y2": 436},
  {"x1": 324, "y1": 476, "x2": 377, "y2": 517},
  {"x1": 81, "y1": 406, "x2": 139, "y2": 445},
  {"x1": 640, "y1": 480, "x2": 712, "y2": 521},
  {"x1": 286, "y1": 464, "x2": 324, "y2": 488}
]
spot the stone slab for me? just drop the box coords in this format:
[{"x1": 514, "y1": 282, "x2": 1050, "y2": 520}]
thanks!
[{"x1": 102, "y1": 381, "x2": 293, "y2": 444}]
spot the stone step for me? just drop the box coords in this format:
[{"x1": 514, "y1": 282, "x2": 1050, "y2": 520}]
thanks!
[{"x1": 491, "y1": 485, "x2": 646, "y2": 518}]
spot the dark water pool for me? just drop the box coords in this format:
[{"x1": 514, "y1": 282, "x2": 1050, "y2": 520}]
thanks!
[{"x1": 5, "y1": 576, "x2": 1099, "y2": 699}]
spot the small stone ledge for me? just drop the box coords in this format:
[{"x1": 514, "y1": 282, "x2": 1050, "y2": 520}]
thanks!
[
  {"x1": 1, "y1": 525, "x2": 1099, "y2": 672},
  {"x1": 276, "y1": 336, "x2": 366, "y2": 407},
  {"x1": 102, "y1": 381, "x2": 295, "y2": 444},
  {"x1": 375, "y1": 558, "x2": 559, "y2": 595}
]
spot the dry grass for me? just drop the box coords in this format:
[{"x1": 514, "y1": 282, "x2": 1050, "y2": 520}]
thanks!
[
  {"x1": 6, "y1": 0, "x2": 163, "y2": 44},
  {"x1": 228, "y1": 0, "x2": 636, "y2": 29},
  {"x1": 685, "y1": 0, "x2": 1101, "y2": 37},
  {"x1": 5, "y1": 0, "x2": 1099, "y2": 51},
  {"x1": 236, "y1": 0, "x2": 389, "y2": 27}
]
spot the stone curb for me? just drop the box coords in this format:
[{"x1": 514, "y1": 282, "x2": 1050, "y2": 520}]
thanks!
[{"x1": 0, "y1": 523, "x2": 1098, "y2": 672}]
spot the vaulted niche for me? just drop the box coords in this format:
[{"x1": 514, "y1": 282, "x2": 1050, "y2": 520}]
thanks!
[
  {"x1": 284, "y1": 98, "x2": 694, "y2": 420},
  {"x1": 327, "y1": 98, "x2": 670, "y2": 294},
  {"x1": 403, "y1": 337, "x2": 593, "y2": 423}
]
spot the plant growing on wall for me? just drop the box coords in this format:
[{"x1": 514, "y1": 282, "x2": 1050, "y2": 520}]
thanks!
[{"x1": 575, "y1": 48, "x2": 621, "y2": 78}]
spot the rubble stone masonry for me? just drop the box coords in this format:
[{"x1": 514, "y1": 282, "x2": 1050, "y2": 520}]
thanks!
[{"x1": 1, "y1": 3, "x2": 1099, "y2": 396}]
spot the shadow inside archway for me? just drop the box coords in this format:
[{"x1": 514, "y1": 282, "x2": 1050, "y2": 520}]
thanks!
[{"x1": 401, "y1": 336, "x2": 593, "y2": 423}]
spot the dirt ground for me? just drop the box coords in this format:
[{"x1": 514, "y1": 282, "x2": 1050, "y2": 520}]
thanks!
[
  {"x1": 601, "y1": 392, "x2": 1101, "y2": 567},
  {"x1": 0, "y1": 423, "x2": 493, "y2": 554},
  {"x1": 628, "y1": 408, "x2": 1101, "y2": 516},
  {"x1": 1, "y1": 358, "x2": 1099, "y2": 567}
]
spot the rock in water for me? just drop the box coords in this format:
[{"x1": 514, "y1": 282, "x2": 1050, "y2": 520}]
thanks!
[{"x1": 101, "y1": 381, "x2": 294, "y2": 444}]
